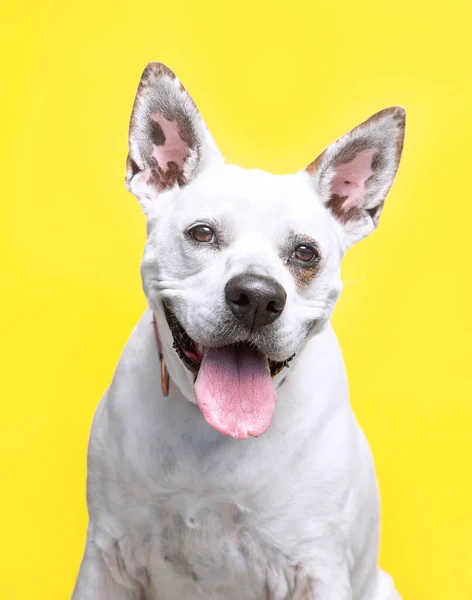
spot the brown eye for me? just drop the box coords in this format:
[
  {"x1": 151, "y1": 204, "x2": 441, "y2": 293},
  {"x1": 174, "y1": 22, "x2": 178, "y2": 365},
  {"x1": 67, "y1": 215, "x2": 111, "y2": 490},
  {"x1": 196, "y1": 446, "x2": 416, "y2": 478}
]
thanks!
[
  {"x1": 294, "y1": 244, "x2": 318, "y2": 262},
  {"x1": 188, "y1": 225, "x2": 214, "y2": 243}
]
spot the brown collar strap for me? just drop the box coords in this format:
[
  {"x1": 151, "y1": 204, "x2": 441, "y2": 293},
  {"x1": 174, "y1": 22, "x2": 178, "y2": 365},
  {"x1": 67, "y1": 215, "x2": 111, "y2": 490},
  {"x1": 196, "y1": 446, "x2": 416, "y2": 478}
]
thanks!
[{"x1": 152, "y1": 313, "x2": 170, "y2": 397}]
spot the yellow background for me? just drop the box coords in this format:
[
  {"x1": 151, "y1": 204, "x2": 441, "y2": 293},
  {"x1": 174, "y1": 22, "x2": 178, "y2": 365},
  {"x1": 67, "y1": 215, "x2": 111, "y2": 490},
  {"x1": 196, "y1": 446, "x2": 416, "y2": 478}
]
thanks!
[{"x1": 1, "y1": 1, "x2": 471, "y2": 598}]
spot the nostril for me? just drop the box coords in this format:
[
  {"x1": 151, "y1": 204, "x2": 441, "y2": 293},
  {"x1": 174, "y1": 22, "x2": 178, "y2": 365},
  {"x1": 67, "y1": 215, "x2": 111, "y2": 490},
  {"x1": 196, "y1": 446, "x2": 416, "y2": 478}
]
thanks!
[
  {"x1": 266, "y1": 300, "x2": 282, "y2": 314},
  {"x1": 232, "y1": 292, "x2": 250, "y2": 307}
]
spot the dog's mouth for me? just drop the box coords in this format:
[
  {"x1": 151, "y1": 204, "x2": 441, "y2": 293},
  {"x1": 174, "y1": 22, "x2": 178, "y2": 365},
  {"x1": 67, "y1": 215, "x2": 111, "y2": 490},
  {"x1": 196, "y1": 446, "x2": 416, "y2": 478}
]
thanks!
[
  {"x1": 163, "y1": 304, "x2": 294, "y2": 440},
  {"x1": 164, "y1": 304, "x2": 291, "y2": 378}
]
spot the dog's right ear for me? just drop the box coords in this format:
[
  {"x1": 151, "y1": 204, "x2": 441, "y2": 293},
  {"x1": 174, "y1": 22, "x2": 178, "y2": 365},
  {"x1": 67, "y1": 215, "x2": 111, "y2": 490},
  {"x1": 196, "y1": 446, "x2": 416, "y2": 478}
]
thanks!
[{"x1": 126, "y1": 63, "x2": 223, "y2": 211}]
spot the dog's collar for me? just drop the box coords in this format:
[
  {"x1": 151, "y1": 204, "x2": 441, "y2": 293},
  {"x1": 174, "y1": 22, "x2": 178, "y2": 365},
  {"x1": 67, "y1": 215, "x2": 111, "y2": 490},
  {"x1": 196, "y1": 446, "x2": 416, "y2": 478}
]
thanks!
[{"x1": 152, "y1": 313, "x2": 170, "y2": 397}]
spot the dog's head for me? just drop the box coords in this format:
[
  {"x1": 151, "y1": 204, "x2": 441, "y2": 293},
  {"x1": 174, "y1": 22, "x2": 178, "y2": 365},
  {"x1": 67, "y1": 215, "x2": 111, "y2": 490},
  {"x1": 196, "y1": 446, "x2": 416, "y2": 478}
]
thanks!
[{"x1": 126, "y1": 63, "x2": 405, "y2": 439}]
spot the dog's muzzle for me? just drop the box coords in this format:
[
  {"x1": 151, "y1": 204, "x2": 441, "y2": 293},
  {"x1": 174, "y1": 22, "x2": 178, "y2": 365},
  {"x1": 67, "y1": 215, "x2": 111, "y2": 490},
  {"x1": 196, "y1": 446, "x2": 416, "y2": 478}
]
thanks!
[{"x1": 160, "y1": 302, "x2": 295, "y2": 441}]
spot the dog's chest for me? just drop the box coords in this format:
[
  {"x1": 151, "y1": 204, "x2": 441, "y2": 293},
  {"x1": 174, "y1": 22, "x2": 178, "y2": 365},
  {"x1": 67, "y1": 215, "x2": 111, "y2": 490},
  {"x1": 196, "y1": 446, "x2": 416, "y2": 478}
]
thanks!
[
  {"x1": 106, "y1": 436, "x2": 317, "y2": 600},
  {"x1": 123, "y1": 487, "x2": 308, "y2": 600},
  {"x1": 97, "y1": 389, "x2": 326, "y2": 597}
]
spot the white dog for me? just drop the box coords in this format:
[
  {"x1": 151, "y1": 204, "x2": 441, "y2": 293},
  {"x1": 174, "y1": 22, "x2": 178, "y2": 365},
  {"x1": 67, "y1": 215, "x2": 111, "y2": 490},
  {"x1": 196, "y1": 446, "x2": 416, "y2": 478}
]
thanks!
[{"x1": 72, "y1": 62, "x2": 405, "y2": 600}]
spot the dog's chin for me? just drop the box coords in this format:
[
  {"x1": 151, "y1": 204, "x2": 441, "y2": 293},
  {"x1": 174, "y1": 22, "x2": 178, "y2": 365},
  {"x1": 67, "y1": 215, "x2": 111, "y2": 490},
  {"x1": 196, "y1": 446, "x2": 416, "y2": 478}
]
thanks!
[{"x1": 163, "y1": 303, "x2": 294, "y2": 379}]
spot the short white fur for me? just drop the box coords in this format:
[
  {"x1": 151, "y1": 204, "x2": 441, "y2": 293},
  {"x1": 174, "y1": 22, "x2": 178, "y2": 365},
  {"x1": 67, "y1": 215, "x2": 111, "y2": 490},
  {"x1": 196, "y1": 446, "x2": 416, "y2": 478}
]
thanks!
[{"x1": 72, "y1": 62, "x2": 405, "y2": 600}]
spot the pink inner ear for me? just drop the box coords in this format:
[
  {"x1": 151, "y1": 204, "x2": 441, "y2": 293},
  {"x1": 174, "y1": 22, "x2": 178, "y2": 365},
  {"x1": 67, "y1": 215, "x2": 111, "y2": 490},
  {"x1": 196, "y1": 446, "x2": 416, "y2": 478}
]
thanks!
[
  {"x1": 331, "y1": 148, "x2": 377, "y2": 210},
  {"x1": 151, "y1": 113, "x2": 188, "y2": 172}
]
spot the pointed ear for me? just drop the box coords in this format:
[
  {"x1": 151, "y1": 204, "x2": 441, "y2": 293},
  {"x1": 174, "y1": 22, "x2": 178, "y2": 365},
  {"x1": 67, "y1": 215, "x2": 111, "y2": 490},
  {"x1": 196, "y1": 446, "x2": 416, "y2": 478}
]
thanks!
[
  {"x1": 305, "y1": 107, "x2": 406, "y2": 244},
  {"x1": 126, "y1": 63, "x2": 223, "y2": 210}
]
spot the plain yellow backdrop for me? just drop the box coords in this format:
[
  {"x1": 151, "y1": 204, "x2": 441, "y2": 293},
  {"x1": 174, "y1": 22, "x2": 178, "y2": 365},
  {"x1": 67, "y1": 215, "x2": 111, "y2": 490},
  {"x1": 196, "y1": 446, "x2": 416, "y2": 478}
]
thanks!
[{"x1": 1, "y1": 0, "x2": 472, "y2": 598}]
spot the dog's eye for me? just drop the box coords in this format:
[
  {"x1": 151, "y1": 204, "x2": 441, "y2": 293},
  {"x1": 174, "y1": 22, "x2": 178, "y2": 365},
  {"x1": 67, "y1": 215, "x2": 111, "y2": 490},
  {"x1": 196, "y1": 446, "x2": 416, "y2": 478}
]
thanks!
[
  {"x1": 294, "y1": 244, "x2": 318, "y2": 262},
  {"x1": 188, "y1": 225, "x2": 214, "y2": 243}
]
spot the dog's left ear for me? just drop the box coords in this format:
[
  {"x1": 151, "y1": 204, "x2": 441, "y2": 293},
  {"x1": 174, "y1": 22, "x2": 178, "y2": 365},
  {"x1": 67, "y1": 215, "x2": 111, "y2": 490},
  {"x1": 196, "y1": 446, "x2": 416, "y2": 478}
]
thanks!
[
  {"x1": 305, "y1": 107, "x2": 406, "y2": 244},
  {"x1": 126, "y1": 62, "x2": 223, "y2": 210}
]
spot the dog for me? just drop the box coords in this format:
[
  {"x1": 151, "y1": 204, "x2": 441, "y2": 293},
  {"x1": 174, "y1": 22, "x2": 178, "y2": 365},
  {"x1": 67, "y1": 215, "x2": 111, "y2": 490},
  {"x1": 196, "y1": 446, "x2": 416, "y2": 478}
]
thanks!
[{"x1": 72, "y1": 62, "x2": 405, "y2": 600}]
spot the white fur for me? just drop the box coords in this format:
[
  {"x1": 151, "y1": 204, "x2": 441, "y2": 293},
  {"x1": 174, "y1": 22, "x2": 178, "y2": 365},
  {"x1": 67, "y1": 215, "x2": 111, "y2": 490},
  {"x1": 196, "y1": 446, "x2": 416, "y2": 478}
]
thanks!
[{"x1": 72, "y1": 64, "x2": 404, "y2": 600}]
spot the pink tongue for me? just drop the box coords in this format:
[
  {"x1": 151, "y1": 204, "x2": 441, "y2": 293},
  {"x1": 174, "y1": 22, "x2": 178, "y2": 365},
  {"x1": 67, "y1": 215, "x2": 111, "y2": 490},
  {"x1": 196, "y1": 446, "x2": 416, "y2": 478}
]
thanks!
[{"x1": 194, "y1": 346, "x2": 277, "y2": 440}]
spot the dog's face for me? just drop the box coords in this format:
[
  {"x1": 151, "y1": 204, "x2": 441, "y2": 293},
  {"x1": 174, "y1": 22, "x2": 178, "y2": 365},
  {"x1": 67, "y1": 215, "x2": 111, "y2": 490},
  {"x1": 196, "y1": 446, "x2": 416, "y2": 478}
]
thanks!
[{"x1": 126, "y1": 63, "x2": 405, "y2": 439}]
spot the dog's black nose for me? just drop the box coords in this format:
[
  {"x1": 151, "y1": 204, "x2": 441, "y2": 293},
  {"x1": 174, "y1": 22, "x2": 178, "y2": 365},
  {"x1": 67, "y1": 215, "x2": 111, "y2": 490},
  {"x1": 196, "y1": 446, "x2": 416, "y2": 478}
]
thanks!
[{"x1": 225, "y1": 274, "x2": 287, "y2": 330}]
